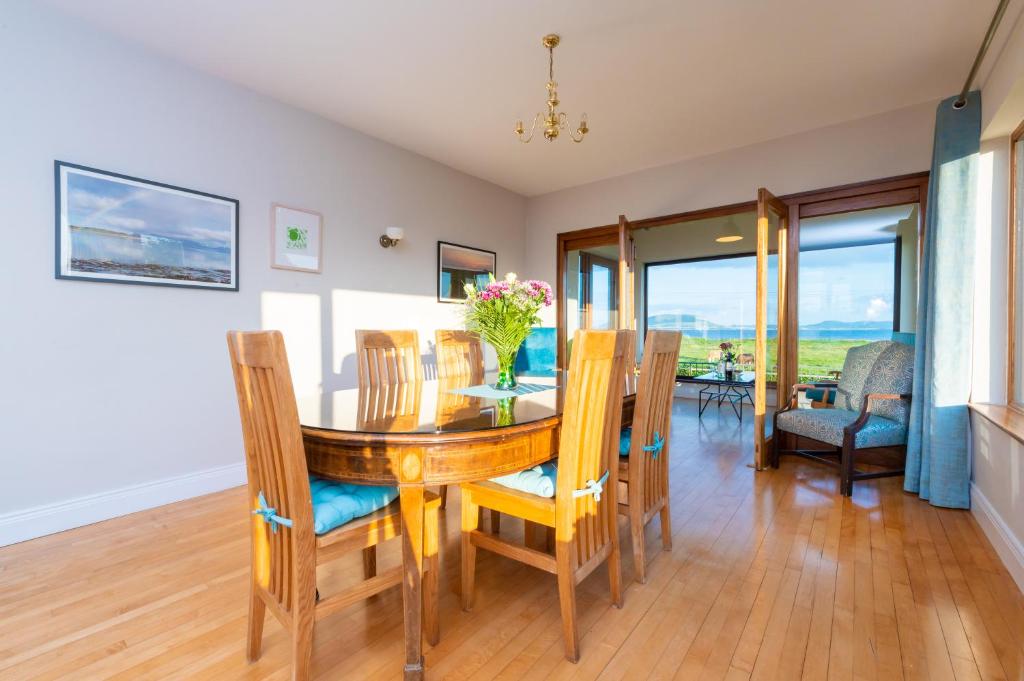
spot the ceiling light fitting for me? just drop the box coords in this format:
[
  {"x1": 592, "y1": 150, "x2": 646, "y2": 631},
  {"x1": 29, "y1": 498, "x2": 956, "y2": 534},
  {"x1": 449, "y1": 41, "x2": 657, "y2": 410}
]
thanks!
[{"x1": 514, "y1": 34, "x2": 588, "y2": 143}]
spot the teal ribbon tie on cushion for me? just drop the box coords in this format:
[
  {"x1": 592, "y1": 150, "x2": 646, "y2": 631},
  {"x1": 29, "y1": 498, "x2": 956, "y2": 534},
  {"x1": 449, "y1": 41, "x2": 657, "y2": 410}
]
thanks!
[
  {"x1": 642, "y1": 431, "x2": 665, "y2": 459},
  {"x1": 253, "y1": 491, "x2": 293, "y2": 533},
  {"x1": 572, "y1": 470, "x2": 610, "y2": 503}
]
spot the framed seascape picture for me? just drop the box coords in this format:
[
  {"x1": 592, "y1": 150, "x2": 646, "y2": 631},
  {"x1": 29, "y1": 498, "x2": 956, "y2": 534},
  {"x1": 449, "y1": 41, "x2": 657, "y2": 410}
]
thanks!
[
  {"x1": 55, "y1": 161, "x2": 239, "y2": 290},
  {"x1": 437, "y1": 241, "x2": 496, "y2": 303},
  {"x1": 271, "y1": 204, "x2": 323, "y2": 273}
]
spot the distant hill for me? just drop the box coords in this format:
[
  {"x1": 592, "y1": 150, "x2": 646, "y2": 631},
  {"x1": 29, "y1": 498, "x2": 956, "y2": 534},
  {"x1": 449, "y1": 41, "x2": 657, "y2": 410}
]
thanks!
[
  {"x1": 801, "y1": 320, "x2": 892, "y2": 330},
  {"x1": 647, "y1": 314, "x2": 890, "y2": 332}
]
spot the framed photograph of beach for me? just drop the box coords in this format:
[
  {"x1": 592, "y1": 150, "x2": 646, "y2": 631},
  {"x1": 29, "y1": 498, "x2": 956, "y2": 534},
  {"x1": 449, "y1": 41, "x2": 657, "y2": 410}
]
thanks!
[
  {"x1": 55, "y1": 161, "x2": 239, "y2": 290},
  {"x1": 271, "y1": 204, "x2": 322, "y2": 273},
  {"x1": 437, "y1": 241, "x2": 496, "y2": 303}
]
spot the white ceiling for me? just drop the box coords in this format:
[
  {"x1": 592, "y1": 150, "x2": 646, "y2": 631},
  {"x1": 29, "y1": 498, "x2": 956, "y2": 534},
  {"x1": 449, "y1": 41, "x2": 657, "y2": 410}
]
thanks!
[{"x1": 44, "y1": 0, "x2": 1011, "y2": 196}]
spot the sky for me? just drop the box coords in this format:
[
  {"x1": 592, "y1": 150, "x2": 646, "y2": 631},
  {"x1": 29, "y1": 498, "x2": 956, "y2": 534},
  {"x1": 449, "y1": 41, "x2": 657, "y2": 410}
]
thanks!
[
  {"x1": 646, "y1": 242, "x2": 896, "y2": 327},
  {"x1": 66, "y1": 170, "x2": 234, "y2": 251}
]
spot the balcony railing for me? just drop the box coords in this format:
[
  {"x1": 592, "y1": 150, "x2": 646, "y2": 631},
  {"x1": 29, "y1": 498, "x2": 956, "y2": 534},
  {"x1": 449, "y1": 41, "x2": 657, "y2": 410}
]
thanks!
[{"x1": 676, "y1": 360, "x2": 836, "y2": 386}]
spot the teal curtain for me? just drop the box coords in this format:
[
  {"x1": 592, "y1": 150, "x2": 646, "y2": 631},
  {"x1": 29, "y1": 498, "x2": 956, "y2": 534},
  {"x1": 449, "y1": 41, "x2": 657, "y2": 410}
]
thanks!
[{"x1": 904, "y1": 91, "x2": 980, "y2": 508}]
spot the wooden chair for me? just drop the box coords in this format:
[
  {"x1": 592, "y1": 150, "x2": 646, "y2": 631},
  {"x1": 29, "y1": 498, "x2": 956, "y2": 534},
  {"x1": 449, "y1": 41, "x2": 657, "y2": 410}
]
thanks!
[
  {"x1": 228, "y1": 330, "x2": 440, "y2": 681},
  {"x1": 459, "y1": 329, "x2": 631, "y2": 662},
  {"x1": 435, "y1": 329, "x2": 484, "y2": 383},
  {"x1": 618, "y1": 330, "x2": 681, "y2": 584},
  {"x1": 355, "y1": 329, "x2": 423, "y2": 385}
]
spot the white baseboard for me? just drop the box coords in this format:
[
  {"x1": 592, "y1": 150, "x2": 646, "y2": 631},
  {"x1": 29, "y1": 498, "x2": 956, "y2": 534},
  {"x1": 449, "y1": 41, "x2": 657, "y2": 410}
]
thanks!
[
  {"x1": 970, "y1": 482, "x2": 1024, "y2": 594},
  {"x1": 0, "y1": 462, "x2": 246, "y2": 547}
]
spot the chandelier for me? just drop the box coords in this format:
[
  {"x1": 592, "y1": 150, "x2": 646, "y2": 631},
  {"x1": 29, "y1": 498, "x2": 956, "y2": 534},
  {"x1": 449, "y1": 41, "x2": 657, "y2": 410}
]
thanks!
[{"x1": 514, "y1": 34, "x2": 589, "y2": 143}]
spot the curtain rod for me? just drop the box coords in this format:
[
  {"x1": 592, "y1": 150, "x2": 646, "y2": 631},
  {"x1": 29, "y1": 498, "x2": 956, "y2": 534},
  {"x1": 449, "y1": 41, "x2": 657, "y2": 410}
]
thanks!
[{"x1": 954, "y1": 0, "x2": 1012, "y2": 109}]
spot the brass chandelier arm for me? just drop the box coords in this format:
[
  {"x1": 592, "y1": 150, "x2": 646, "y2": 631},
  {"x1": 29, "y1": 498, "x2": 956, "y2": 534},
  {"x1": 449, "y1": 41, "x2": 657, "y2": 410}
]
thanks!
[{"x1": 515, "y1": 113, "x2": 542, "y2": 143}]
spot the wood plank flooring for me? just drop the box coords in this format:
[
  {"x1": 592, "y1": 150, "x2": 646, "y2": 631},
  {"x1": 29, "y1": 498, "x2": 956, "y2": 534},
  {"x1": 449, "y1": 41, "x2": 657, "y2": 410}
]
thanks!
[{"x1": 2, "y1": 399, "x2": 1023, "y2": 680}]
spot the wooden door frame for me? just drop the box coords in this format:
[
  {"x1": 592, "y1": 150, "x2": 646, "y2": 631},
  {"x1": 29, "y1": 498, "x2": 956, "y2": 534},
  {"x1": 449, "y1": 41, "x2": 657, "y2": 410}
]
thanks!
[{"x1": 554, "y1": 171, "x2": 929, "y2": 372}]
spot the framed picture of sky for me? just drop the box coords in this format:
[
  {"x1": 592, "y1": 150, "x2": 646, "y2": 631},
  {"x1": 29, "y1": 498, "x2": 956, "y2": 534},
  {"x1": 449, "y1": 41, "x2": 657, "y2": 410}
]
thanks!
[
  {"x1": 437, "y1": 241, "x2": 496, "y2": 303},
  {"x1": 55, "y1": 161, "x2": 239, "y2": 290}
]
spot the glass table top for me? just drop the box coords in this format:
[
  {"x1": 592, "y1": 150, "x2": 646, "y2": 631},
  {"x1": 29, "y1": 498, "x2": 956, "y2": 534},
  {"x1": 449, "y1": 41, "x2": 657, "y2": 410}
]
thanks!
[
  {"x1": 299, "y1": 371, "x2": 639, "y2": 435},
  {"x1": 691, "y1": 370, "x2": 755, "y2": 385},
  {"x1": 297, "y1": 374, "x2": 568, "y2": 435}
]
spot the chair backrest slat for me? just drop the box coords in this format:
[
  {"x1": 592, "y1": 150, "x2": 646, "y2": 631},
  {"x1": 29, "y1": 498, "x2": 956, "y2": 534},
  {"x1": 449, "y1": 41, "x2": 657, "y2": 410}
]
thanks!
[
  {"x1": 435, "y1": 330, "x2": 485, "y2": 383},
  {"x1": 227, "y1": 331, "x2": 316, "y2": 619},
  {"x1": 554, "y1": 329, "x2": 631, "y2": 567},
  {"x1": 356, "y1": 330, "x2": 423, "y2": 386},
  {"x1": 629, "y1": 330, "x2": 682, "y2": 515}
]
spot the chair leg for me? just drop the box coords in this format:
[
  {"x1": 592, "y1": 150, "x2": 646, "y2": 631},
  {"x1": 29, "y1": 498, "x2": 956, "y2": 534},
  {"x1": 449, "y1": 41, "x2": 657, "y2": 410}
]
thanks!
[
  {"x1": 424, "y1": 504, "x2": 440, "y2": 646},
  {"x1": 555, "y1": 543, "x2": 580, "y2": 663},
  {"x1": 660, "y1": 503, "x2": 673, "y2": 552},
  {"x1": 608, "y1": 511, "x2": 624, "y2": 608},
  {"x1": 439, "y1": 485, "x2": 448, "y2": 510},
  {"x1": 841, "y1": 438, "x2": 855, "y2": 497},
  {"x1": 631, "y1": 512, "x2": 647, "y2": 585},
  {"x1": 490, "y1": 509, "x2": 501, "y2": 534},
  {"x1": 246, "y1": 586, "x2": 266, "y2": 662},
  {"x1": 290, "y1": 613, "x2": 315, "y2": 681},
  {"x1": 461, "y1": 488, "x2": 479, "y2": 611},
  {"x1": 362, "y1": 546, "x2": 377, "y2": 579}
]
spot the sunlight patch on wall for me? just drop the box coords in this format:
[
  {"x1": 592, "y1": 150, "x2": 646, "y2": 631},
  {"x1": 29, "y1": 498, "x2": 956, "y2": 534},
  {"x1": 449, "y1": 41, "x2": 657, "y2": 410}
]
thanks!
[{"x1": 260, "y1": 291, "x2": 322, "y2": 398}]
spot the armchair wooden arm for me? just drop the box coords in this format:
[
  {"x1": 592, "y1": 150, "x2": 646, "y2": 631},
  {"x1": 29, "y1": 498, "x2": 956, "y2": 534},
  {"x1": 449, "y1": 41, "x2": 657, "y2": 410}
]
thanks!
[{"x1": 845, "y1": 393, "x2": 913, "y2": 435}]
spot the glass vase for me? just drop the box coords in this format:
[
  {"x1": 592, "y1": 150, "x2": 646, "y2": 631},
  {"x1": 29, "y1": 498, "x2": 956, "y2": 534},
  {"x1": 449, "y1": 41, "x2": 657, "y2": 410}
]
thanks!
[
  {"x1": 496, "y1": 397, "x2": 517, "y2": 426},
  {"x1": 495, "y1": 350, "x2": 519, "y2": 390}
]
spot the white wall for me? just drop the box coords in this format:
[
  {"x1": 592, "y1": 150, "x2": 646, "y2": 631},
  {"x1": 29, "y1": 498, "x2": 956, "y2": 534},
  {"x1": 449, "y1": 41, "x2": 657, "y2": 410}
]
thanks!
[
  {"x1": 969, "y1": 6, "x2": 1024, "y2": 591},
  {"x1": 0, "y1": 2, "x2": 526, "y2": 544}
]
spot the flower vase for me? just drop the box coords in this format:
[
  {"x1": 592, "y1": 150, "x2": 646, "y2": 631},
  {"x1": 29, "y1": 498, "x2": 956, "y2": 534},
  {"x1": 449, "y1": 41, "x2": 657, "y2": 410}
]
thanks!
[{"x1": 495, "y1": 349, "x2": 519, "y2": 391}]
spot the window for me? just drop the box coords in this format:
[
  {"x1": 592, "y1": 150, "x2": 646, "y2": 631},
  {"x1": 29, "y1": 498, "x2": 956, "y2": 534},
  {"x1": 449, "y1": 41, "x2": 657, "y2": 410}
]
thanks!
[
  {"x1": 645, "y1": 253, "x2": 777, "y2": 380},
  {"x1": 1011, "y1": 122, "x2": 1024, "y2": 407},
  {"x1": 797, "y1": 242, "x2": 897, "y2": 381}
]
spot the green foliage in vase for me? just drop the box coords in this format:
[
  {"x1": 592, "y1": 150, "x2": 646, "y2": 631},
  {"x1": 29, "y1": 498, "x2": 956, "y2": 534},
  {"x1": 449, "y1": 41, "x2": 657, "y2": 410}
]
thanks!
[{"x1": 463, "y1": 273, "x2": 553, "y2": 368}]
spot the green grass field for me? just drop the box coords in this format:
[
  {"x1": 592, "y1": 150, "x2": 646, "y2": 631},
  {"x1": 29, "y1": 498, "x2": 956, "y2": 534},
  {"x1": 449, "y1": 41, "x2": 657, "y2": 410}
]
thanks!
[{"x1": 677, "y1": 336, "x2": 869, "y2": 381}]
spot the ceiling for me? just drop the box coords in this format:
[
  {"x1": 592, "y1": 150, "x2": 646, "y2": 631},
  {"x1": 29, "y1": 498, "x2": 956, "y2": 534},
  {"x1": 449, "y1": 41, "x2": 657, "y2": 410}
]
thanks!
[{"x1": 44, "y1": 0, "x2": 1012, "y2": 196}]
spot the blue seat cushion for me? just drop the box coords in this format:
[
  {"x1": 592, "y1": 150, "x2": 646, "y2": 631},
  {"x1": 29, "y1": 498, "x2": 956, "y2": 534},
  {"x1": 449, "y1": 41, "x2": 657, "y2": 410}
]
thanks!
[
  {"x1": 619, "y1": 428, "x2": 632, "y2": 456},
  {"x1": 804, "y1": 388, "x2": 837, "y2": 404},
  {"x1": 776, "y1": 408, "x2": 907, "y2": 449},
  {"x1": 490, "y1": 461, "x2": 557, "y2": 497},
  {"x1": 308, "y1": 476, "x2": 399, "y2": 535}
]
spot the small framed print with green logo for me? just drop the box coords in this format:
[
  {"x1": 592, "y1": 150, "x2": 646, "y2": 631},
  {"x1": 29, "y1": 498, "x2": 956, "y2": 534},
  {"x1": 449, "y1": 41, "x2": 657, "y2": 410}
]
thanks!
[{"x1": 271, "y1": 204, "x2": 322, "y2": 273}]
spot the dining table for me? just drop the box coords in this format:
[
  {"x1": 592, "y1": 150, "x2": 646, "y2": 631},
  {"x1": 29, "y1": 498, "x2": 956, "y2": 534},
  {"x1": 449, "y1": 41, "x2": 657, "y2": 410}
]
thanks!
[{"x1": 297, "y1": 372, "x2": 635, "y2": 680}]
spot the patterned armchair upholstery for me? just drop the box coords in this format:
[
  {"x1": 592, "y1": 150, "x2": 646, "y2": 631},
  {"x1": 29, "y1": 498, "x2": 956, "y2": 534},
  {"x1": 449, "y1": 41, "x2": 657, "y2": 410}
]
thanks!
[{"x1": 773, "y1": 340, "x2": 914, "y2": 496}]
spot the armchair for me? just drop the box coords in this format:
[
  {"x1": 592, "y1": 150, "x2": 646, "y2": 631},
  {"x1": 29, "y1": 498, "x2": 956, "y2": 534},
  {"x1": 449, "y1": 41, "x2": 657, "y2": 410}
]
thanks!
[{"x1": 772, "y1": 340, "x2": 914, "y2": 496}]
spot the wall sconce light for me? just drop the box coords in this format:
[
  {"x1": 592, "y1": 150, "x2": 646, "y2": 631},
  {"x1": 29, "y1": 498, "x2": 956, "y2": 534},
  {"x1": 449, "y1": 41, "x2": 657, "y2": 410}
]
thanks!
[{"x1": 380, "y1": 226, "x2": 404, "y2": 248}]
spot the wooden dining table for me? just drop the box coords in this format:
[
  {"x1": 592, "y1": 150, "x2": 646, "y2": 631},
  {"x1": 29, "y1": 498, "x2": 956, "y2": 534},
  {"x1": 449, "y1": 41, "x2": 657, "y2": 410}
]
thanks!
[{"x1": 297, "y1": 373, "x2": 635, "y2": 680}]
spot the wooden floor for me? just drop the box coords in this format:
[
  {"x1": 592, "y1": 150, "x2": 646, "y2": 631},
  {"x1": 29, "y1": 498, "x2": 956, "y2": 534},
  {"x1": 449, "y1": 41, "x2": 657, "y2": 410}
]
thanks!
[{"x1": 3, "y1": 400, "x2": 1023, "y2": 680}]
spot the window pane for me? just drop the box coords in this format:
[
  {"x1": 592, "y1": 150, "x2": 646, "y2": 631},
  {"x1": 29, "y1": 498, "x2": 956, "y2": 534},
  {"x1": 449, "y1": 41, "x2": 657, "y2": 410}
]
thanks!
[
  {"x1": 592, "y1": 263, "x2": 614, "y2": 329},
  {"x1": 646, "y1": 253, "x2": 776, "y2": 380},
  {"x1": 798, "y1": 242, "x2": 895, "y2": 381}
]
